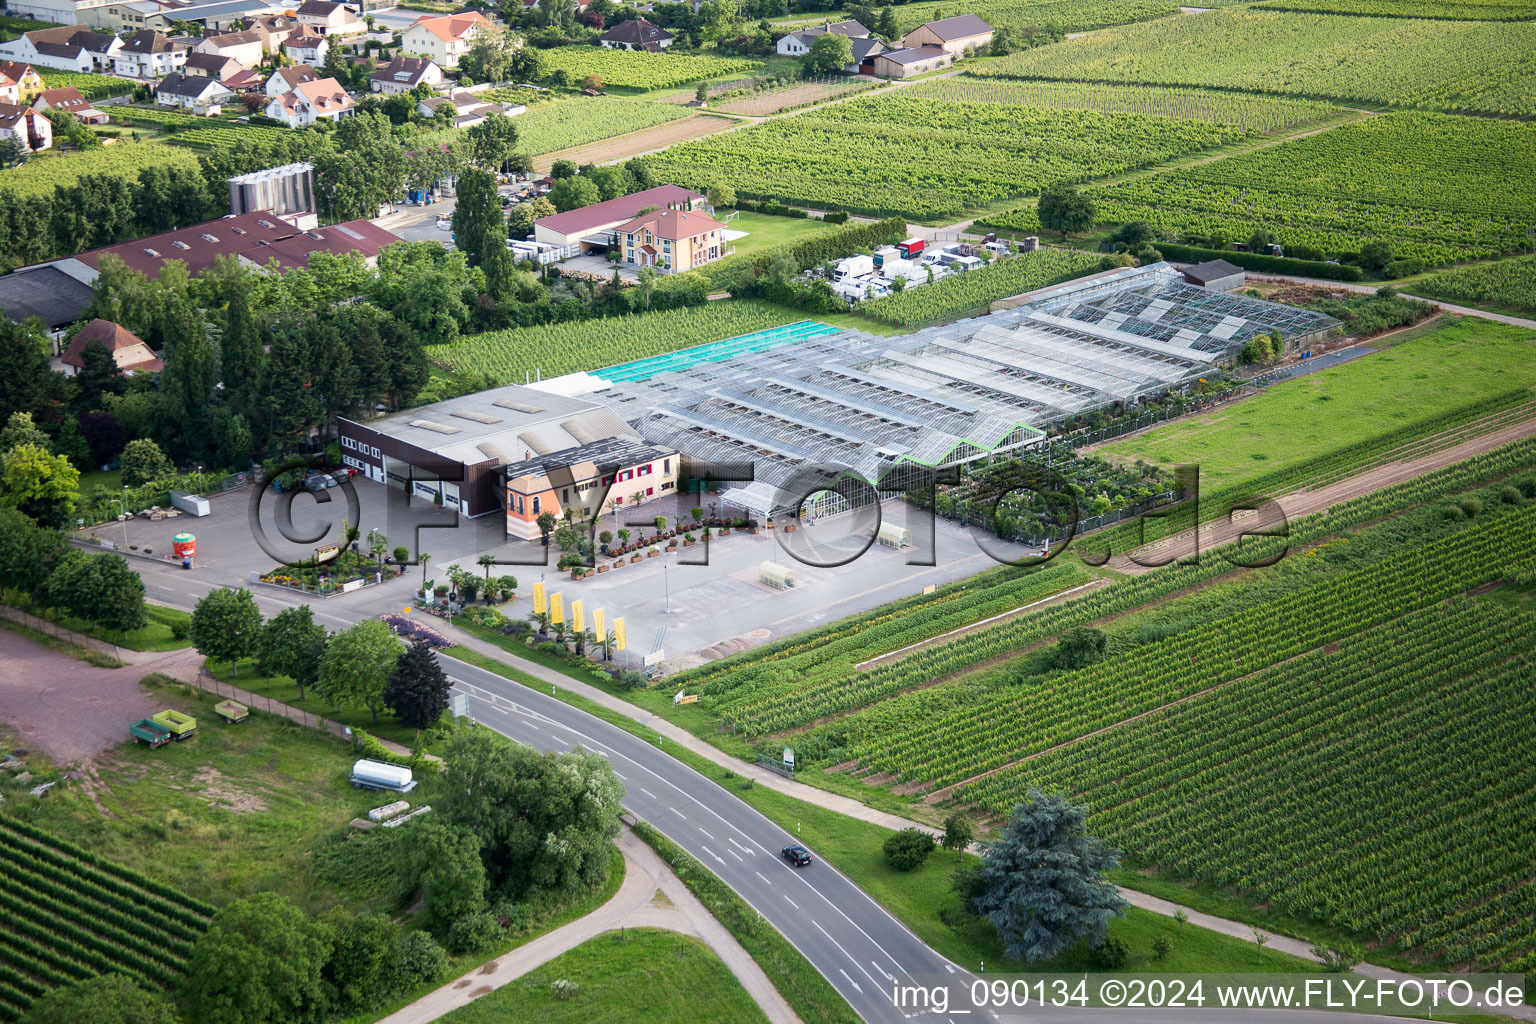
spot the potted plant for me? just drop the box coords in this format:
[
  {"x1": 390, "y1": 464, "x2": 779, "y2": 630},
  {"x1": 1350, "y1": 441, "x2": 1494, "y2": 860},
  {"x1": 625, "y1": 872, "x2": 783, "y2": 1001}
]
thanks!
[
  {"x1": 617, "y1": 528, "x2": 630, "y2": 549},
  {"x1": 647, "y1": 545, "x2": 660, "y2": 558},
  {"x1": 599, "y1": 530, "x2": 612, "y2": 553},
  {"x1": 683, "y1": 532, "x2": 695, "y2": 546}
]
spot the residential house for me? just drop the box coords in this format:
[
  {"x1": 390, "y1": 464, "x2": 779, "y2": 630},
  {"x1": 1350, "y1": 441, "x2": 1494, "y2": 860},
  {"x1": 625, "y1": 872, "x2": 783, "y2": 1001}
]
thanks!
[
  {"x1": 0, "y1": 70, "x2": 20, "y2": 105},
  {"x1": 616, "y1": 207, "x2": 726, "y2": 273},
  {"x1": 0, "y1": 63, "x2": 45, "y2": 102},
  {"x1": 112, "y1": 29, "x2": 185, "y2": 77},
  {"x1": 900, "y1": 13, "x2": 992, "y2": 54},
  {"x1": 193, "y1": 28, "x2": 263, "y2": 67},
  {"x1": 295, "y1": 0, "x2": 362, "y2": 35},
  {"x1": 598, "y1": 17, "x2": 670, "y2": 51},
  {"x1": 182, "y1": 49, "x2": 241, "y2": 78},
  {"x1": 402, "y1": 11, "x2": 489, "y2": 69},
  {"x1": 0, "y1": 26, "x2": 122, "y2": 74},
  {"x1": 368, "y1": 55, "x2": 440, "y2": 94},
  {"x1": 264, "y1": 74, "x2": 353, "y2": 126},
  {"x1": 416, "y1": 89, "x2": 506, "y2": 127},
  {"x1": 775, "y1": 18, "x2": 867, "y2": 56},
  {"x1": 871, "y1": 45, "x2": 950, "y2": 78},
  {"x1": 264, "y1": 62, "x2": 317, "y2": 97},
  {"x1": 245, "y1": 13, "x2": 299, "y2": 52},
  {"x1": 0, "y1": 101, "x2": 52, "y2": 152},
  {"x1": 282, "y1": 26, "x2": 329, "y2": 65},
  {"x1": 220, "y1": 66, "x2": 263, "y2": 91},
  {"x1": 533, "y1": 183, "x2": 704, "y2": 248},
  {"x1": 60, "y1": 319, "x2": 163, "y2": 376},
  {"x1": 154, "y1": 71, "x2": 233, "y2": 112},
  {"x1": 504, "y1": 438, "x2": 678, "y2": 540},
  {"x1": 31, "y1": 86, "x2": 109, "y2": 123}
]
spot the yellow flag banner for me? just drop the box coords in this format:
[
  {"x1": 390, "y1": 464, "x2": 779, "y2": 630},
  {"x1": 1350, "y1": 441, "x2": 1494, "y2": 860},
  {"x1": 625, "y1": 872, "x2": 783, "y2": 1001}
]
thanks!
[
  {"x1": 550, "y1": 592, "x2": 564, "y2": 624},
  {"x1": 571, "y1": 599, "x2": 585, "y2": 633},
  {"x1": 613, "y1": 616, "x2": 626, "y2": 651},
  {"x1": 592, "y1": 607, "x2": 605, "y2": 640},
  {"x1": 532, "y1": 581, "x2": 547, "y2": 614}
]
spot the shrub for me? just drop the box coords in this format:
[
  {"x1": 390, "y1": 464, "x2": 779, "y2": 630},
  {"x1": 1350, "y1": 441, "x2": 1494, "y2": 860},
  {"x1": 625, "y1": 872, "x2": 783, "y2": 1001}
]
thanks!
[
  {"x1": 446, "y1": 912, "x2": 501, "y2": 955},
  {"x1": 1088, "y1": 936, "x2": 1130, "y2": 969},
  {"x1": 616, "y1": 669, "x2": 648, "y2": 689},
  {"x1": 1310, "y1": 942, "x2": 1363, "y2": 973},
  {"x1": 551, "y1": 978, "x2": 580, "y2": 1001},
  {"x1": 1500, "y1": 485, "x2": 1524, "y2": 505},
  {"x1": 396, "y1": 932, "x2": 448, "y2": 988},
  {"x1": 1458, "y1": 496, "x2": 1483, "y2": 517},
  {"x1": 1151, "y1": 934, "x2": 1174, "y2": 961},
  {"x1": 1440, "y1": 504, "x2": 1465, "y2": 521},
  {"x1": 882, "y1": 828, "x2": 936, "y2": 871}
]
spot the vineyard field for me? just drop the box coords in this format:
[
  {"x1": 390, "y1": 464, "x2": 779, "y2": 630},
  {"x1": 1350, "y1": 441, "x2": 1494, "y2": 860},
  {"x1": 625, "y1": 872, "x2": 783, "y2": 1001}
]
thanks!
[
  {"x1": 1414, "y1": 256, "x2": 1536, "y2": 315},
  {"x1": 425, "y1": 300, "x2": 802, "y2": 383},
  {"x1": 0, "y1": 140, "x2": 201, "y2": 200},
  {"x1": 1086, "y1": 112, "x2": 1536, "y2": 265},
  {"x1": 885, "y1": 0, "x2": 1179, "y2": 35},
  {"x1": 961, "y1": 598, "x2": 1536, "y2": 969},
  {"x1": 495, "y1": 97, "x2": 688, "y2": 157},
  {"x1": 645, "y1": 81, "x2": 1265, "y2": 221},
  {"x1": 0, "y1": 817, "x2": 212, "y2": 1021},
  {"x1": 1253, "y1": 0, "x2": 1536, "y2": 18},
  {"x1": 977, "y1": 9, "x2": 1536, "y2": 116},
  {"x1": 857, "y1": 248, "x2": 1102, "y2": 327},
  {"x1": 537, "y1": 47, "x2": 760, "y2": 90},
  {"x1": 37, "y1": 69, "x2": 133, "y2": 99},
  {"x1": 713, "y1": 76, "x2": 880, "y2": 116}
]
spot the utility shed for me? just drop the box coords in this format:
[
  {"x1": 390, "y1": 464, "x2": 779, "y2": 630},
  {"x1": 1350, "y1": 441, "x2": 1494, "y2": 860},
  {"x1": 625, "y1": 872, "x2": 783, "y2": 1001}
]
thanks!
[
  {"x1": 759, "y1": 561, "x2": 798, "y2": 590},
  {"x1": 1180, "y1": 259, "x2": 1246, "y2": 292},
  {"x1": 876, "y1": 522, "x2": 911, "y2": 548}
]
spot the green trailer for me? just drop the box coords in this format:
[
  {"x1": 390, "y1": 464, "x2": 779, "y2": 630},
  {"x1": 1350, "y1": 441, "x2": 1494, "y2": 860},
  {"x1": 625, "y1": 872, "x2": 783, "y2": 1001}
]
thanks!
[
  {"x1": 130, "y1": 719, "x2": 171, "y2": 749},
  {"x1": 152, "y1": 709, "x2": 197, "y2": 741},
  {"x1": 214, "y1": 700, "x2": 248, "y2": 724}
]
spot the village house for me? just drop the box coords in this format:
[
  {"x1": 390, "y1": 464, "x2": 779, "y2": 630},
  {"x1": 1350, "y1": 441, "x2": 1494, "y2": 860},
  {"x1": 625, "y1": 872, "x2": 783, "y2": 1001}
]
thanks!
[
  {"x1": 775, "y1": 18, "x2": 867, "y2": 56},
  {"x1": 59, "y1": 319, "x2": 164, "y2": 376},
  {"x1": 617, "y1": 207, "x2": 727, "y2": 273},
  {"x1": 598, "y1": 17, "x2": 670, "y2": 51},
  {"x1": 112, "y1": 29, "x2": 185, "y2": 77},
  {"x1": 0, "y1": 63, "x2": 45, "y2": 102},
  {"x1": 402, "y1": 11, "x2": 489, "y2": 69},
  {"x1": 0, "y1": 26, "x2": 122, "y2": 74},
  {"x1": 182, "y1": 49, "x2": 242, "y2": 78},
  {"x1": 295, "y1": 0, "x2": 363, "y2": 35},
  {"x1": 153, "y1": 71, "x2": 233, "y2": 113},
  {"x1": 193, "y1": 28, "x2": 264, "y2": 67},
  {"x1": 264, "y1": 74, "x2": 353, "y2": 126},
  {"x1": 368, "y1": 55, "x2": 441, "y2": 94},
  {"x1": 30, "y1": 86, "x2": 109, "y2": 123},
  {"x1": 0, "y1": 101, "x2": 52, "y2": 152},
  {"x1": 504, "y1": 438, "x2": 678, "y2": 540},
  {"x1": 265, "y1": 62, "x2": 318, "y2": 97},
  {"x1": 282, "y1": 26, "x2": 329, "y2": 65},
  {"x1": 245, "y1": 14, "x2": 300, "y2": 52}
]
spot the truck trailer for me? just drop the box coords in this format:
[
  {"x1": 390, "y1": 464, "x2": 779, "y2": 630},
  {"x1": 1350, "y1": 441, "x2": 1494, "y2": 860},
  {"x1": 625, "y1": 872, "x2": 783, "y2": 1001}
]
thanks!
[{"x1": 351, "y1": 759, "x2": 418, "y2": 793}]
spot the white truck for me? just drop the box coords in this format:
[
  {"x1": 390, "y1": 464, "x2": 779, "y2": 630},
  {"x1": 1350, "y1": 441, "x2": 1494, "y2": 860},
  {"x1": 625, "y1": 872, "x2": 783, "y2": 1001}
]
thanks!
[{"x1": 831, "y1": 255, "x2": 876, "y2": 283}]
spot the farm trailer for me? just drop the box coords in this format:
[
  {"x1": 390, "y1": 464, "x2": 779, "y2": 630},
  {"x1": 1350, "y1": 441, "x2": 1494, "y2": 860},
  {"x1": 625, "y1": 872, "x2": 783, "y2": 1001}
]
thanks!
[
  {"x1": 152, "y1": 709, "x2": 197, "y2": 741},
  {"x1": 130, "y1": 719, "x2": 171, "y2": 749}
]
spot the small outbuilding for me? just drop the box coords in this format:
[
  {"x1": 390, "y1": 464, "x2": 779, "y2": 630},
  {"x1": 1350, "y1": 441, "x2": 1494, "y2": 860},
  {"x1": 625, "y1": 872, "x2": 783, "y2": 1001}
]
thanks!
[
  {"x1": 876, "y1": 522, "x2": 911, "y2": 549},
  {"x1": 759, "y1": 561, "x2": 798, "y2": 590},
  {"x1": 872, "y1": 46, "x2": 952, "y2": 79},
  {"x1": 1180, "y1": 258, "x2": 1246, "y2": 292}
]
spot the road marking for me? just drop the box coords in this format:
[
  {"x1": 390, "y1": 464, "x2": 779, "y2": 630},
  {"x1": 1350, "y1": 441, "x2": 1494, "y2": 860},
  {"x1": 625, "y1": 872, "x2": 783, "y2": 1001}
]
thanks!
[
  {"x1": 755, "y1": 871, "x2": 772, "y2": 886},
  {"x1": 614, "y1": 771, "x2": 627, "y2": 780},
  {"x1": 839, "y1": 968, "x2": 863, "y2": 994},
  {"x1": 729, "y1": 849, "x2": 743, "y2": 862},
  {"x1": 640, "y1": 787, "x2": 657, "y2": 799},
  {"x1": 783, "y1": 895, "x2": 799, "y2": 909},
  {"x1": 813, "y1": 920, "x2": 884, "y2": 991},
  {"x1": 701, "y1": 846, "x2": 726, "y2": 866},
  {"x1": 699, "y1": 827, "x2": 715, "y2": 840},
  {"x1": 728, "y1": 837, "x2": 754, "y2": 856},
  {"x1": 872, "y1": 961, "x2": 893, "y2": 982},
  {"x1": 671, "y1": 807, "x2": 687, "y2": 820}
]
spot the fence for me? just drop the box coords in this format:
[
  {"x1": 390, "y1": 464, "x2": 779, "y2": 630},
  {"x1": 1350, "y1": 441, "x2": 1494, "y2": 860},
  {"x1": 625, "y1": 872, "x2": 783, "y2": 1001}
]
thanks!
[
  {"x1": 189, "y1": 667, "x2": 353, "y2": 743},
  {"x1": 0, "y1": 604, "x2": 125, "y2": 661}
]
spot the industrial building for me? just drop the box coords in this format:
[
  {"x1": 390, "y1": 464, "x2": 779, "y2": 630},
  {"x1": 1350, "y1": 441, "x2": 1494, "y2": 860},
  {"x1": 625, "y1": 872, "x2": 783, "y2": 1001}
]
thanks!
[
  {"x1": 228, "y1": 162, "x2": 316, "y2": 220},
  {"x1": 533, "y1": 263, "x2": 1340, "y2": 520}
]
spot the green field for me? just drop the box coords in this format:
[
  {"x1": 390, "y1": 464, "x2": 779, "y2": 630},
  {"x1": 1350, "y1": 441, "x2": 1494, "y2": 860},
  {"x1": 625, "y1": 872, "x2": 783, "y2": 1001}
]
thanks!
[
  {"x1": 1253, "y1": 0, "x2": 1536, "y2": 18},
  {"x1": 1085, "y1": 112, "x2": 1536, "y2": 266},
  {"x1": 979, "y1": 8, "x2": 1536, "y2": 116},
  {"x1": 885, "y1": 0, "x2": 1180, "y2": 34},
  {"x1": 1414, "y1": 256, "x2": 1536, "y2": 315},
  {"x1": 537, "y1": 47, "x2": 760, "y2": 90},
  {"x1": 36, "y1": 68, "x2": 134, "y2": 99},
  {"x1": 0, "y1": 140, "x2": 200, "y2": 200},
  {"x1": 437, "y1": 929, "x2": 768, "y2": 1024},
  {"x1": 1093, "y1": 316, "x2": 1536, "y2": 491},
  {"x1": 497, "y1": 96, "x2": 689, "y2": 157},
  {"x1": 425, "y1": 299, "x2": 804, "y2": 383}
]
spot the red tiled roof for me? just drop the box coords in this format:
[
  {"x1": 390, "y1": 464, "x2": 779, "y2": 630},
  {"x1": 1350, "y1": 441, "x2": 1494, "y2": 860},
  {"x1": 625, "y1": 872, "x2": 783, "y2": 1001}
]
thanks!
[
  {"x1": 534, "y1": 185, "x2": 703, "y2": 238},
  {"x1": 615, "y1": 207, "x2": 724, "y2": 241},
  {"x1": 410, "y1": 11, "x2": 488, "y2": 42},
  {"x1": 61, "y1": 319, "x2": 162, "y2": 372}
]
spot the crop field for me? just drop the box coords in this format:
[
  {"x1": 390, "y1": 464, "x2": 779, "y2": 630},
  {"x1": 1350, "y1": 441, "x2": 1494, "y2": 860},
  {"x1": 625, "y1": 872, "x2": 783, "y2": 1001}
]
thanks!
[
  {"x1": 36, "y1": 69, "x2": 133, "y2": 99},
  {"x1": 0, "y1": 140, "x2": 201, "y2": 199},
  {"x1": 645, "y1": 81, "x2": 1261, "y2": 222},
  {"x1": 425, "y1": 300, "x2": 802, "y2": 382},
  {"x1": 501, "y1": 96, "x2": 688, "y2": 157},
  {"x1": 857, "y1": 248, "x2": 1103, "y2": 327},
  {"x1": 1087, "y1": 113, "x2": 1536, "y2": 265},
  {"x1": 531, "y1": 113, "x2": 732, "y2": 174},
  {"x1": 1254, "y1": 0, "x2": 1536, "y2": 18},
  {"x1": 978, "y1": 9, "x2": 1536, "y2": 116},
  {"x1": 1415, "y1": 256, "x2": 1536, "y2": 315},
  {"x1": 1092, "y1": 316, "x2": 1536, "y2": 493},
  {"x1": 714, "y1": 76, "x2": 880, "y2": 116},
  {"x1": 962, "y1": 597, "x2": 1536, "y2": 969},
  {"x1": 0, "y1": 817, "x2": 212, "y2": 1021},
  {"x1": 536, "y1": 47, "x2": 760, "y2": 90},
  {"x1": 886, "y1": 0, "x2": 1179, "y2": 35}
]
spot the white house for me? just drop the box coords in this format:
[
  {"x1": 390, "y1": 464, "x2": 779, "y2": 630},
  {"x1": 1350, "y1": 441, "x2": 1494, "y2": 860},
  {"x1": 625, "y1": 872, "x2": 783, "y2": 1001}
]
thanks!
[
  {"x1": 0, "y1": 63, "x2": 45, "y2": 103},
  {"x1": 0, "y1": 26, "x2": 122, "y2": 74},
  {"x1": 265, "y1": 62, "x2": 318, "y2": 97},
  {"x1": 0, "y1": 101, "x2": 52, "y2": 152},
  {"x1": 402, "y1": 11, "x2": 488, "y2": 69},
  {"x1": 416, "y1": 89, "x2": 505, "y2": 127},
  {"x1": 193, "y1": 29, "x2": 264, "y2": 68},
  {"x1": 182, "y1": 49, "x2": 242, "y2": 78},
  {"x1": 368, "y1": 55, "x2": 440, "y2": 95},
  {"x1": 282, "y1": 26, "x2": 329, "y2": 65},
  {"x1": 775, "y1": 18, "x2": 866, "y2": 56},
  {"x1": 0, "y1": 69, "x2": 21, "y2": 105},
  {"x1": 264, "y1": 74, "x2": 353, "y2": 126},
  {"x1": 598, "y1": 17, "x2": 670, "y2": 51},
  {"x1": 154, "y1": 71, "x2": 232, "y2": 113},
  {"x1": 31, "y1": 85, "x2": 109, "y2": 122},
  {"x1": 295, "y1": 0, "x2": 363, "y2": 35},
  {"x1": 112, "y1": 29, "x2": 185, "y2": 77}
]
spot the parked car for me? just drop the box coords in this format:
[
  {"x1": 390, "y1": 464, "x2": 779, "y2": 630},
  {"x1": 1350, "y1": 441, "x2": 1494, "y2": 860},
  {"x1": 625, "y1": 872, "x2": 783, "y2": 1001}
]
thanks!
[
  {"x1": 782, "y1": 844, "x2": 812, "y2": 867},
  {"x1": 304, "y1": 473, "x2": 339, "y2": 493}
]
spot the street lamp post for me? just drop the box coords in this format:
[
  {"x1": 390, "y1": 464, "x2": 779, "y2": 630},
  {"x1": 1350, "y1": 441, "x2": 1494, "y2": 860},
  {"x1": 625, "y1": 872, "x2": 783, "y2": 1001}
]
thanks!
[{"x1": 112, "y1": 487, "x2": 130, "y2": 549}]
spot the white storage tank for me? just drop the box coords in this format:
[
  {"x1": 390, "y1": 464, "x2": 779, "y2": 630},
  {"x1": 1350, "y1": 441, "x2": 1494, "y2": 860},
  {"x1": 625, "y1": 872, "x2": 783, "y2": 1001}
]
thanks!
[{"x1": 351, "y1": 759, "x2": 417, "y2": 793}]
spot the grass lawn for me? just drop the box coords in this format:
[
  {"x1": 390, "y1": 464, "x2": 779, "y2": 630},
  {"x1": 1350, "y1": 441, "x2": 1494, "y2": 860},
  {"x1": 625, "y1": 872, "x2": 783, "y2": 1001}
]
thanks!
[
  {"x1": 721, "y1": 210, "x2": 841, "y2": 259},
  {"x1": 437, "y1": 928, "x2": 767, "y2": 1024},
  {"x1": 1, "y1": 589, "x2": 192, "y2": 653},
  {"x1": 1095, "y1": 316, "x2": 1536, "y2": 492},
  {"x1": 79, "y1": 466, "x2": 122, "y2": 491},
  {"x1": 204, "y1": 657, "x2": 424, "y2": 750}
]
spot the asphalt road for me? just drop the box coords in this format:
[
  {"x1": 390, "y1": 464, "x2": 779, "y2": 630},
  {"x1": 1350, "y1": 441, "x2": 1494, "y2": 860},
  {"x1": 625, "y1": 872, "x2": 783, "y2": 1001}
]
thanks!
[{"x1": 437, "y1": 652, "x2": 1436, "y2": 1024}]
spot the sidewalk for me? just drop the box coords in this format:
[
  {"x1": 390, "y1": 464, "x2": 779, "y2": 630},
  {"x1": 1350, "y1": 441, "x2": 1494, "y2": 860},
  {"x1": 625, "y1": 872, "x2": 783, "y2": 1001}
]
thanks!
[{"x1": 376, "y1": 826, "x2": 799, "y2": 1024}]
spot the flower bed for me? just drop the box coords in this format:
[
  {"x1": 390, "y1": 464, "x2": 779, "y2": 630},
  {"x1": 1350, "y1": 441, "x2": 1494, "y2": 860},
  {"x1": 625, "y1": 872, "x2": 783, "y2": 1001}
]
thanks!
[{"x1": 378, "y1": 614, "x2": 456, "y2": 650}]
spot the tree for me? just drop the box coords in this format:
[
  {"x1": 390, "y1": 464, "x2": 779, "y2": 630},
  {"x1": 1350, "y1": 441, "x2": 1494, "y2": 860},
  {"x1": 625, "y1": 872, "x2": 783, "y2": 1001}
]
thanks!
[
  {"x1": 185, "y1": 891, "x2": 334, "y2": 1024},
  {"x1": 79, "y1": 411, "x2": 126, "y2": 467},
  {"x1": 550, "y1": 159, "x2": 577, "y2": 180},
  {"x1": 45, "y1": 551, "x2": 145, "y2": 632},
  {"x1": 1037, "y1": 183, "x2": 1096, "y2": 241},
  {"x1": 883, "y1": 827, "x2": 936, "y2": 870},
  {"x1": 548, "y1": 175, "x2": 600, "y2": 213},
  {"x1": 507, "y1": 201, "x2": 538, "y2": 241},
  {"x1": 398, "y1": 821, "x2": 488, "y2": 940},
  {"x1": 461, "y1": 24, "x2": 521, "y2": 85},
  {"x1": 586, "y1": 164, "x2": 634, "y2": 202},
  {"x1": 0, "y1": 442, "x2": 79, "y2": 528},
  {"x1": 20, "y1": 974, "x2": 176, "y2": 1024},
  {"x1": 256, "y1": 605, "x2": 326, "y2": 699},
  {"x1": 0, "y1": 315, "x2": 71, "y2": 435},
  {"x1": 954, "y1": 789, "x2": 1126, "y2": 962},
  {"x1": 319, "y1": 911, "x2": 403, "y2": 1013},
  {"x1": 535, "y1": 510, "x2": 556, "y2": 545},
  {"x1": 625, "y1": 158, "x2": 655, "y2": 189},
  {"x1": 1110, "y1": 220, "x2": 1154, "y2": 249},
  {"x1": 385, "y1": 639, "x2": 451, "y2": 734},
  {"x1": 941, "y1": 813, "x2": 973, "y2": 852},
  {"x1": 465, "y1": 112, "x2": 520, "y2": 172},
  {"x1": 119, "y1": 438, "x2": 173, "y2": 487},
  {"x1": 0, "y1": 135, "x2": 27, "y2": 168},
  {"x1": 72, "y1": 339, "x2": 126, "y2": 417},
  {"x1": 191, "y1": 587, "x2": 264, "y2": 676},
  {"x1": 1358, "y1": 240, "x2": 1392, "y2": 271},
  {"x1": 1051, "y1": 626, "x2": 1106, "y2": 670},
  {"x1": 316, "y1": 618, "x2": 403, "y2": 723},
  {"x1": 158, "y1": 284, "x2": 218, "y2": 460},
  {"x1": 439, "y1": 727, "x2": 622, "y2": 896},
  {"x1": 802, "y1": 31, "x2": 852, "y2": 75},
  {"x1": 0, "y1": 506, "x2": 65, "y2": 594},
  {"x1": 0, "y1": 411, "x2": 50, "y2": 452},
  {"x1": 708, "y1": 183, "x2": 736, "y2": 209},
  {"x1": 450, "y1": 168, "x2": 505, "y2": 269},
  {"x1": 220, "y1": 289, "x2": 264, "y2": 411}
]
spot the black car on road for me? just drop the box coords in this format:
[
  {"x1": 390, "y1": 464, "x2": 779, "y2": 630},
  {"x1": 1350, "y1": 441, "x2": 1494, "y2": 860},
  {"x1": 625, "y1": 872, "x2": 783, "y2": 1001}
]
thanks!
[{"x1": 782, "y1": 845, "x2": 812, "y2": 867}]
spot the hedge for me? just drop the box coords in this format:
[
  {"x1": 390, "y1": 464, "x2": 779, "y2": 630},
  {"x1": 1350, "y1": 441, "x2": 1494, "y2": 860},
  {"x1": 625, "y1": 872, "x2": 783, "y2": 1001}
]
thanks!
[{"x1": 1154, "y1": 242, "x2": 1364, "y2": 281}]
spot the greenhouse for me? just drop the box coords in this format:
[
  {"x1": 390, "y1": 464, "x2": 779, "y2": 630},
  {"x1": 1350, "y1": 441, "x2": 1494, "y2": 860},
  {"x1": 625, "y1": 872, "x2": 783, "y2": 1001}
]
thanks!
[{"x1": 547, "y1": 264, "x2": 1339, "y2": 519}]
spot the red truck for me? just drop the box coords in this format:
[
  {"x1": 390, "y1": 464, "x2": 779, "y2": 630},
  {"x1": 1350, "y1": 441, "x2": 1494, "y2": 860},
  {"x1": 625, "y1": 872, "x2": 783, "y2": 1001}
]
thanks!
[{"x1": 897, "y1": 237, "x2": 925, "y2": 259}]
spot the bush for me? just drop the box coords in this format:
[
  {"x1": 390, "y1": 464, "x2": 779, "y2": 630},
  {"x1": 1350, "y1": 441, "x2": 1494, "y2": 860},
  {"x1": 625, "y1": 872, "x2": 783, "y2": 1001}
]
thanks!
[
  {"x1": 1500, "y1": 485, "x2": 1524, "y2": 505},
  {"x1": 1458, "y1": 497, "x2": 1483, "y2": 517},
  {"x1": 1088, "y1": 936, "x2": 1130, "y2": 969},
  {"x1": 1151, "y1": 934, "x2": 1174, "y2": 961},
  {"x1": 446, "y1": 912, "x2": 501, "y2": 955},
  {"x1": 396, "y1": 932, "x2": 448, "y2": 988},
  {"x1": 882, "y1": 828, "x2": 936, "y2": 871},
  {"x1": 1310, "y1": 942, "x2": 1362, "y2": 973},
  {"x1": 1440, "y1": 504, "x2": 1465, "y2": 521}
]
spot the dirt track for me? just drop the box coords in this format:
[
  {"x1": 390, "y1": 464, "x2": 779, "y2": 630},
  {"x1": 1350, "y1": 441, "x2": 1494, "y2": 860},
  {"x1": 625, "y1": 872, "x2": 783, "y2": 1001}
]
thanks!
[{"x1": 533, "y1": 115, "x2": 735, "y2": 172}]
